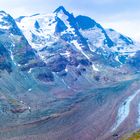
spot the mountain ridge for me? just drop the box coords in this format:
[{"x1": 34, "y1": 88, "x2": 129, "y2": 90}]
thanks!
[
  {"x1": 17, "y1": 6, "x2": 140, "y2": 66},
  {"x1": 0, "y1": 6, "x2": 140, "y2": 140}
]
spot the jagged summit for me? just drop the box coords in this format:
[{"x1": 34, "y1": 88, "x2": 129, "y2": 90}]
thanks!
[
  {"x1": 0, "y1": 10, "x2": 9, "y2": 16},
  {"x1": 0, "y1": 10, "x2": 23, "y2": 36},
  {"x1": 54, "y1": 6, "x2": 68, "y2": 13},
  {"x1": 0, "y1": 10, "x2": 11, "y2": 22}
]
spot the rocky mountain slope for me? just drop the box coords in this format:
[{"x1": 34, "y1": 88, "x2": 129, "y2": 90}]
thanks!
[{"x1": 0, "y1": 6, "x2": 140, "y2": 140}]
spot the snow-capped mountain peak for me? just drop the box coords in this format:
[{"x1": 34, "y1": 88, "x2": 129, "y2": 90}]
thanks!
[
  {"x1": 16, "y1": 6, "x2": 140, "y2": 66},
  {"x1": 16, "y1": 7, "x2": 90, "y2": 62},
  {"x1": 16, "y1": 13, "x2": 57, "y2": 51},
  {"x1": 0, "y1": 10, "x2": 8, "y2": 17},
  {"x1": 0, "y1": 11, "x2": 13, "y2": 30},
  {"x1": 0, "y1": 10, "x2": 22, "y2": 36}
]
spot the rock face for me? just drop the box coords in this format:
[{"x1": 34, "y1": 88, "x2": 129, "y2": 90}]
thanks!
[{"x1": 0, "y1": 6, "x2": 140, "y2": 140}]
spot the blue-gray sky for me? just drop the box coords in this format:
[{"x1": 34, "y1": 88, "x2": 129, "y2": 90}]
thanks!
[{"x1": 1, "y1": 0, "x2": 140, "y2": 41}]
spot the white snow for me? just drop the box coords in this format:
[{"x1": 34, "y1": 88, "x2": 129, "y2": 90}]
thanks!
[
  {"x1": 71, "y1": 40, "x2": 82, "y2": 51},
  {"x1": 28, "y1": 88, "x2": 32, "y2": 92},
  {"x1": 56, "y1": 10, "x2": 75, "y2": 35},
  {"x1": 62, "y1": 79, "x2": 71, "y2": 89},
  {"x1": 71, "y1": 40, "x2": 90, "y2": 60},
  {"x1": 17, "y1": 14, "x2": 57, "y2": 63},
  {"x1": 28, "y1": 68, "x2": 33, "y2": 74},
  {"x1": 17, "y1": 10, "x2": 96, "y2": 65},
  {"x1": 0, "y1": 23, "x2": 10, "y2": 29},
  {"x1": 10, "y1": 44, "x2": 17, "y2": 65},
  {"x1": 16, "y1": 9, "x2": 140, "y2": 69},
  {"x1": 16, "y1": 13, "x2": 58, "y2": 58},
  {"x1": 56, "y1": 10, "x2": 96, "y2": 62},
  {"x1": 81, "y1": 27, "x2": 140, "y2": 59},
  {"x1": 92, "y1": 64, "x2": 99, "y2": 72},
  {"x1": 0, "y1": 12, "x2": 11, "y2": 29},
  {"x1": 80, "y1": 27, "x2": 106, "y2": 50},
  {"x1": 106, "y1": 29, "x2": 140, "y2": 56},
  {"x1": 115, "y1": 56, "x2": 120, "y2": 63},
  {"x1": 65, "y1": 68, "x2": 68, "y2": 72},
  {"x1": 111, "y1": 89, "x2": 140, "y2": 132},
  {"x1": 60, "y1": 51, "x2": 71, "y2": 57},
  {"x1": 115, "y1": 55, "x2": 122, "y2": 64},
  {"x1": 10, "y1": 50, "x2": 16, "y2": 65}
]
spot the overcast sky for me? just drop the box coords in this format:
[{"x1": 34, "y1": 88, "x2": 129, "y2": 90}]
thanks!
[{"x1": 0, "y1": 0, "x2": 140, "y2": 41}]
